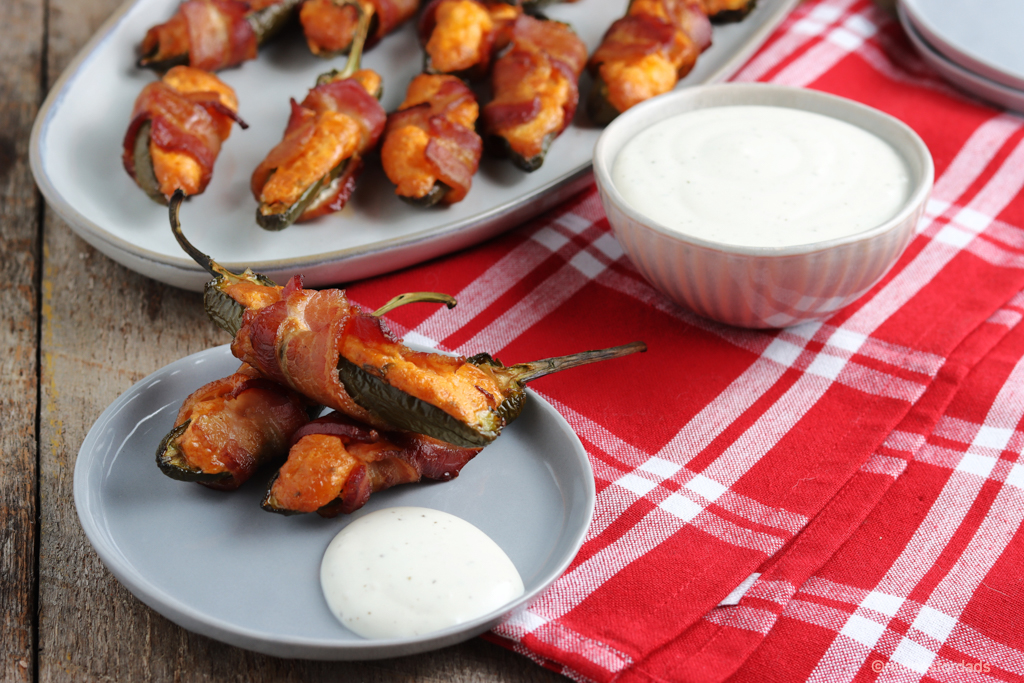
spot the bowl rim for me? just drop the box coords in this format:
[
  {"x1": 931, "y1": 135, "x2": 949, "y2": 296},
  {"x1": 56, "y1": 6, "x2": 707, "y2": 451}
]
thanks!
[{"x1": 592, "y1": 82, "x2": 935, "y2": 257}]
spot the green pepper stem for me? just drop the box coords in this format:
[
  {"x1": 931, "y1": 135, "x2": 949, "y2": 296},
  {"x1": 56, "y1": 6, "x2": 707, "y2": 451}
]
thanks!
[
  {"x1": 317, "y1": 0, "x2": 372, "y2": 84},
  {"x1": 172, "y1": 190, "x2": 457, "y2": 322},
  {"x1": 373, "y1": 292, "x2": 457, "y2": 317},
  {"x1": 505, "y1": 341, "x2": 647, "y2": 384},
  {"x1": 169, "y1": 190, "x2": 249, "y2": 283}
]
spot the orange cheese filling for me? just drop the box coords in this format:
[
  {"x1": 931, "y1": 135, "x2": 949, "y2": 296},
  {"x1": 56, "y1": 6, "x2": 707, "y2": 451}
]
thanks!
[
  {"x1": 270, "y1": 434, "x2": 360, "y2": 512},
  {"x1": 425, "y1": 0, "x2": 494, "y2": 73},
  {"x1": 258, "y1": 111, "x2": 361, "y2": 209},
  {"x1": 340, "y1": 334, "x2": 510, "y2": 428},
  {"x1": 599, "y1": 53, "x2": 679, "y2": 115},
  {"x1": 492, "y1": 59, "x2": 571, "y2": 161},
  {"x1": 150, "y1": 66, "x2": 240, "y2": 198}
]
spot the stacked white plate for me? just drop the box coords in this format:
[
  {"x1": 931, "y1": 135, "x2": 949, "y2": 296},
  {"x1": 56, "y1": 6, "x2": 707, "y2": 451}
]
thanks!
[{"x1": 898, "y1": 0, "x2": 1024, "y2": 114}]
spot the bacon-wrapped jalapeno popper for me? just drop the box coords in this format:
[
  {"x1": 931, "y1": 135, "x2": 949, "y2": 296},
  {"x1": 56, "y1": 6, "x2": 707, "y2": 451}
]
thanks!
[
  {"x1": 157, "y1": 290, "x2": 453, "y2": 489},
  {"x1": 262, "y1": 412, "x2": 481, "y2": 516},
  {"x1": 170, "y1": 192, "x2": 646, "y2": 448},
  {"x1": 251, "y1": 3, "x2": 386, "y2": 230},
  {"x1": 300, "y1": 0, "x2": 420, "y2": 58},
  {"x1": 482, "y1": 14, "x2": 588, "y2": 172},
  {"x1": 586, "y1": 0, "x2": 712, "y2": 124},
  {"x1": 380, "y1": 74, "x2": 483, "y2": 206},
  {"x1": 156, "y1": 364, "x2": 321, "y2": 489},
  {"x1": 138, "y1": 0, "x2": 301, "y2": 71},
  {"x1": 123, "y1": 66, "x2": 247, "y2": 203},
  {"x1": 418, "y1": 0, "x2": 521, "y2": 78}
]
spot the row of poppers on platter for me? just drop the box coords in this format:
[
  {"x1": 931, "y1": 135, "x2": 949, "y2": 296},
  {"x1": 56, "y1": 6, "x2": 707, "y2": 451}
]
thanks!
[
  {"x1": 123, "y1": 0, "x2": 755, "y2": 228},
  {"x1": 161, "y1": 192, "x2": 645, "y2": 515}
]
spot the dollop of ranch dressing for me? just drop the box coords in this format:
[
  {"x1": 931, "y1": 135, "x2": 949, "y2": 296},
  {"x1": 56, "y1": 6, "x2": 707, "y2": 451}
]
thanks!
[
  {"x1": 612, "y1": 105, "x2": 910, "y2": 247},
  {"x1": 320, "y1": 507, "x2": 525, "y2": 639}
]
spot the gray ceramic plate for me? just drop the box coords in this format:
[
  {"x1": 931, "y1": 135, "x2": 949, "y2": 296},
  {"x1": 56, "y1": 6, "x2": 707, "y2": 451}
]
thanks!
[
  {"x1": 900, "y1": 0, "x2": 1024, "y2": 92},
  {"x1": 73, "y1": 345, "x2": 595, "y2": 660},
  {"x1": 30, "y1": 0, "x2": 799, "y2": 291},
  {"x1": 899, "y1": 4, "x2": 1024, "y2": 115}
]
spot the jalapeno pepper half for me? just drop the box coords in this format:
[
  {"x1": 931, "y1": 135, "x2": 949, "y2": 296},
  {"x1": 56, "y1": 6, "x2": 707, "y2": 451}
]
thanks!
[
  {"x1": 250, "y1": 1, "x2": 387, "y2": 230},
  {"x1": 261, "y1": 412, "x2": 482, "y2": 516},
  {"x1": 300, "y1": 0, "x2": 420, "y2": 58},
  {"x1": 418, "y1": 0, "x2": 521, "y2": 79},
  {"x1": 123, "y1": 66, "x2": 247, "y2": 203},
  {"x1": 138, "y1": 0, "x2": 301, "y2": 72},
  {"x1": 701, "y1": 0, "x2": 756, "y2": 23},
  {"x1": 381, "y1": 74, "x2": 483, "y2": 206},
  {"x1": 155, "y1": 288, "x2": 453, "y2": 488},
  {"x1": 170, "y1": 191, "x2": 647, "y2": 448},
  {"x1": 586, "y1": 0, "x2": 712, "y2": 125},
  {"x1": 482, "y1": 14, "x2": 588, "y2": 172},
  {"x1": 156, "y1": 364, "x2": 321, "y2": 489}
]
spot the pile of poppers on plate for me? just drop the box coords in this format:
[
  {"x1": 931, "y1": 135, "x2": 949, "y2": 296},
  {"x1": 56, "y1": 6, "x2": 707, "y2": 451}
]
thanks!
[
  {"x1": 123, "y1": 0, "x2": 756, "y2": 226},
  {"x1": 159, "y1": 193, "x2": 645, "y2": 516}
]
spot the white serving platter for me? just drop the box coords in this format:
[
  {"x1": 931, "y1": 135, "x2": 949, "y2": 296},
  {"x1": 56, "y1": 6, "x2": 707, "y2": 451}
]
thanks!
[{"x1": 31, "y1": 0, "x2": 799, "y2": 291}]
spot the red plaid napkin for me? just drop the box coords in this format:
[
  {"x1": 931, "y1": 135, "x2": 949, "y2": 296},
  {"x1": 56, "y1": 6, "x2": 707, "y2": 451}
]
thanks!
[{"x1": 345, "y1": 0, "x2": 1024, "y2": 680}]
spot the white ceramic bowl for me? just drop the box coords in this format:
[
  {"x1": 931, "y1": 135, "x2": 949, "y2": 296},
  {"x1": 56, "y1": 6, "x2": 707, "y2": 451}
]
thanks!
[{"x1": 593, "y1": 83, "x2": 934, "y2": 328}]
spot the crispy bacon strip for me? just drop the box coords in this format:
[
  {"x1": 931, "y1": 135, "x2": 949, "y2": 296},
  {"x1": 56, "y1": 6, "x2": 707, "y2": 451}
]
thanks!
[
  {"x1": 229, "y1": 275, "x2": 511, "y2": 432},
  {"x1": 300, "y1": 0, "x2": 420, "y2": 56},
  {"x1": 381, "y1": 74, "x2": 482, "y2": 205},
  {"x1": 265, "y1": 412, "x2": 481, "y2": 516},
  {"x1": 482, "y1": 14, "x2": 587, "y2": 166},
  {"x1": 167, "y1": 364, "x2": 315, "y2": 490},
  {"x1": 123, "y1": 66, "x2": 244, "y2": 199},
  {"x1": 140, "y1": 0, "x2": 266, "y2": 71},
  {"x1": 250, "y1": 70, "x2": 386, "y2": 221},
  {"x1": 588, "y1": 0, "x2": 711, "y2": 118},
  {"x1": 419, "y1": 0, "x2": 521, "y2": 77}
]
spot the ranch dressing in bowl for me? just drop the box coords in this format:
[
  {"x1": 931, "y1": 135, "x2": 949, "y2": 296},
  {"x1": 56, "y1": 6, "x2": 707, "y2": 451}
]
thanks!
[
  {"x1": 611, "y1": 105, "x2": 911, "y2": 248},
  {"x1": 320, "y1": 507, "x2": 524, "y2": 639}
]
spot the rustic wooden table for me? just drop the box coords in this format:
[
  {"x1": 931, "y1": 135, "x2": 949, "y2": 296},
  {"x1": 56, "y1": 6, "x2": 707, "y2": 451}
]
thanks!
[{"x1": 0, "y1": 0, "x2": 567, "y2": 679}]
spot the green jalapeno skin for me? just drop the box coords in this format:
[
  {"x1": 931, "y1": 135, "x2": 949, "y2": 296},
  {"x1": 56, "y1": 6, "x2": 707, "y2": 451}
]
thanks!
[
  {"x1": 585, "y1": 75, "x2": 622, "y2": 126},
  {"x1": 261, "y1": 471, "x2": 368, "y2": 516},
  {"x1": 137, "y1": 52, "x2": 190, "y2": 73},
  {"x1": 485, "y1": 132, "x2": 553, "y2": 173},
  {"x1": 421, "y1": 48, "x2": 496, "y2": 82},
  {"x1": 521, "y1": 3, "x2": 551, "y2": 18},
  {"x1": 464, "y1": 352, "x2": 522, "y2": 423},
  {"x1": 256, "y1": 176, "x2": 325, "y2": 231},
  {"x1": 709, "y1": 0, "x2": 757, "y2": 23},
  {"x1": 339, "y1": 342, "x2": 647, "y2": 448},
  {"x1": 338, "y1": 357, "x2": 503, "y2": 448},
  {"x1": 202, "y1": 272, "x2": 277, "y2": 336},
  {"x1": 260, "y1": 473, "x2": 303, "y2": 515},
  {"x1": 255, "y1": 1, "x2": 379, "y2": 230},
  {"x1": 248, "y1": 0, "x2": 304, "y2": 42},
  {"x1": 155, "y1": 398, "x2": 323, "y2": 487},
  {"x1": 262, "y1": 480, "x2": 359, "y2": 514},
  {"x1": 171, "y1": 191, "x2": 645, "y2": 450},
  {"x1": 138, "y1": 0, "x2": 303, "y2": 70},
  {"x1": 255, "y1": 157, "x2": 352, "y2": 231},
  {"x1": 155, "y1": 421, "x2": 235, "y2": 484},
  {"x1": 169, "y1": 191, "x2": 280, "y2": 333},
  {"x1": 132, "y1": 121, "x2": 169, "y2": 205},
  {"x1": 399, "y1": 181, "x2": 450, "y2": 208}
]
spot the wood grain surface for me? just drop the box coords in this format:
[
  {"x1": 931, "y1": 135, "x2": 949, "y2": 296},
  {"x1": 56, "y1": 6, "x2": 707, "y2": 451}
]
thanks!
[
  {"x1": 10, "y1": 0, "x2": 570, "y2": 680},
  {"x1": 0, "y1": 0, "x2": 45, "y2": 680}
]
